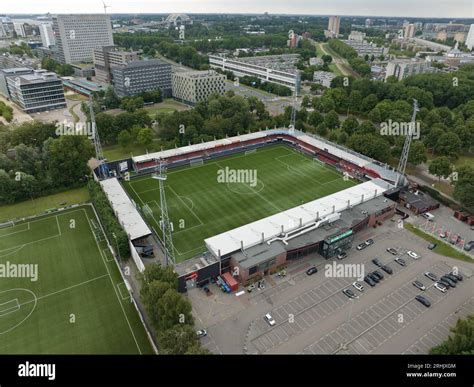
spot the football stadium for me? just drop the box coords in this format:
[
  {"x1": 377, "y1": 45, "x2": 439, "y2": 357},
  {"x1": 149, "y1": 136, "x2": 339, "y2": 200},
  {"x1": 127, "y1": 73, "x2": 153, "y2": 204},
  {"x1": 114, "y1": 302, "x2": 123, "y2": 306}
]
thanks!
[
  {"x1": 97, "y1": 128, "x2": 402, "y2": 292},
  {"x1": 0, "y1": 206, "x2": 154, "y2": 354}
]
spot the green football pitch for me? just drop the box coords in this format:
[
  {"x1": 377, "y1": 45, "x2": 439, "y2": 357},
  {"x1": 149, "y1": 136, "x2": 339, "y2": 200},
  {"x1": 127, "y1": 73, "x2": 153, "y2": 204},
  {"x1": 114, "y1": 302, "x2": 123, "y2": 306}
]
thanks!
[
  {"x1": 0, "y1": 206, "x2": 153, "y2": 354},
  {"x1": 124, "y1": 145, "x2": 358, "y2": 262}
]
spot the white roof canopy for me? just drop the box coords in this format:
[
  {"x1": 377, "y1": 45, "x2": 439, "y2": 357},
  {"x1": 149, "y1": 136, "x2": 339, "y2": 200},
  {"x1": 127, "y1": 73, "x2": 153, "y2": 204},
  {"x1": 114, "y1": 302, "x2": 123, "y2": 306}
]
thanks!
[
  {"x1": 205, "y1": 179, "x2": 393, "y2": 258},
  {"x1": 100, "y1": 178, "x2": 152, "y2": 241}
]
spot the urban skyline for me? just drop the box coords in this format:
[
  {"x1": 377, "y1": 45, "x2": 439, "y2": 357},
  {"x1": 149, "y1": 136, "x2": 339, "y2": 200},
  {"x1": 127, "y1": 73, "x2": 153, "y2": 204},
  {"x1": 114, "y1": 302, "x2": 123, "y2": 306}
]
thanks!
[{"x1": 2, "y1": 0, "x2": 474, "y2": 19}]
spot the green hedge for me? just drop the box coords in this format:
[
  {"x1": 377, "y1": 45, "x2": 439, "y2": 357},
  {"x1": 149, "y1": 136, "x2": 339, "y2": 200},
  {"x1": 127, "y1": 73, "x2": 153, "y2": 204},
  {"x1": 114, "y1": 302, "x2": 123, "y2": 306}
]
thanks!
[{"x1": 88, "y1": 180, "x2": 130, "y2": 259}]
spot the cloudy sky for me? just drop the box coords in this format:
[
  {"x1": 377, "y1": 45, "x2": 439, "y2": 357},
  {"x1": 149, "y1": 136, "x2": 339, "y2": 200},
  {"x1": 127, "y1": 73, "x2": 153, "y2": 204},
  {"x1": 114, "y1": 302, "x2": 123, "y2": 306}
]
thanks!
[{"x1": 2, "y1": 0, "x2": 473, "y2": 18}]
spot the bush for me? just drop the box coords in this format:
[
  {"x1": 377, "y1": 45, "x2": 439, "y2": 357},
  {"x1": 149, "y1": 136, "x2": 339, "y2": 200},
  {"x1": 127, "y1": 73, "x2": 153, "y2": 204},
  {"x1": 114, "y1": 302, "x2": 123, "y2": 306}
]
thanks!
[{"x1": 87, "y1": 181, "x2": 130, "y2": 259}]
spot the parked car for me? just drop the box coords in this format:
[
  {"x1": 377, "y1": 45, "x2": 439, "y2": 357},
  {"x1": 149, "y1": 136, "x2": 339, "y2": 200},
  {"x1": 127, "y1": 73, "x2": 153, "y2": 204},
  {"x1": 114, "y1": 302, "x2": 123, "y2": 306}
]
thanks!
[
  {"x1": 427, "y1": 243, "x2": 437, "y2": 250},
  {"x1": 412, "y1": 281, "x2": 426, "y2": 291},
  {"x1": 264, "y1": 313, "x2": 276, "y2": 326},
  {"x1": 368, "y1": 273, "x2": 380, "y2": 283},
  {"x1": 444, "y1": 273, "x2": 459, "y2": 283},
  {"x1": 386, "y1": 247, "x2": 398, "y2": 255},
  {"x1": 381, "y1": 265, "x2": 393, "y2": 275},
  {"x1": 372, "y1": 258, "x2": 383, "y2": 267},
  {"x1": 277, "y1": 270, "x2": 287, "y2": 278},
  {"x1": 407, "y1": 251, "x2": 421, "y2": 259},
  {"x1": 424, "y1": 272, "x2": 438, "y2": 282},
  {"x1": 394, "y1": 257, "x2": 406, "y2": 266},
  {"x1": 196, "y1": 329, "x2": 207, "y2": 338},
  {"x1": 337, "y1": 252, "x2": 348, "y2": 260},
  {"x1": 372, "y1": 270, "x2": 384, "y2": 281},
  {"x1": 464, "y1": 241, "x2": 474, "y2": 251},
  {"x1": 306, "y1": 266, "x2": 318, "y2": 276},
  {"x1": 438, "y1": 279, "x2": 451, "y2": 289},
  {"x1": 356, "y1": 243, "x2": 367, "y2": 251},
  {"x1": 352, "y1": 282, "x2": 364, "y2": 292},
  {"x1": 342, "y1": 289, "x2": 358, "y2": 299},
  {"x1": 440, "y1": 276, "x2": 457, "y2": 288},
  {"x1": 364, "y1": 275, "x2": 376, "y2": 287},
  {"x1": 439, "y1": 232, "x2": 447, "y2": 239},
  {"x1": 365, "y1": 239, "x2": 374, "y2": 246},
  {"x1": 450, "y1": 272, "x2": 463, "y2": 281},
  {"x1": 415, "y1": 295, "x2": 431, "y2": 307},
  {"x1": 247, "y1": 284, "x2": 256, "y2": 293},
  {"x1": 434, "y1": 282, "x2": 447, "y2": 293}
]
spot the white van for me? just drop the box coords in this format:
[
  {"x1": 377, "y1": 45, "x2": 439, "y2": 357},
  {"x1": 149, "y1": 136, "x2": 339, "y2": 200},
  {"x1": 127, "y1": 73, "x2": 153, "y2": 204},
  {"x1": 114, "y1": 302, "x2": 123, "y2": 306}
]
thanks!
[{"x1": 422, "y1": 212, "x2": 435, "y2": 221}]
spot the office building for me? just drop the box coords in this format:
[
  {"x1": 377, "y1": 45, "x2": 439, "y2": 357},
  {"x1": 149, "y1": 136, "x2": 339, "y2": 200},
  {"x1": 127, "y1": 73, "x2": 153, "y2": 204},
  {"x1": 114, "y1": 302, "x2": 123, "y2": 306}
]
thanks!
[
  {"x1": 39, "y1": 23, "x2": 55, "y2": 48},
  {"x1": 112, "y1": 59, "x2": 172, "y2": 98},
  {"x1": 3, "y1": 69, "x2": 66, "y2": 113},
  {"x1": 172, "y1": 70, "x2": 226, "y2": 105},
  {"x1": 209, "y1": 54, "x2": 301, "y2": 93},
  {"x1": 385, "y1": 58, "x2": 434, "y2": 81},
  {"x1": 52, "y1": 14, "x2": 114, "y2": 64},
  {"x1": 0, "y1": 67, "x2": 33, "y2": 98},
  {"x1": 348, "y1": 31, "x2": 366, "y2": 42},
  {"x1": 466, "y1": 24, "x2": 474, "y2": 50},
  {"x1": 93, "y1": 46, "x2": 139, "y2": 84}
]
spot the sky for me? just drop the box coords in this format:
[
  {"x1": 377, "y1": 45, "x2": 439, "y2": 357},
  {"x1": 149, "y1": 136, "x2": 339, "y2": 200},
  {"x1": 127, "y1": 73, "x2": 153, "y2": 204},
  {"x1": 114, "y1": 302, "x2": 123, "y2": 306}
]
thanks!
[{"x1": 2, "y1": 0, "x2": 473, "y2": 19}]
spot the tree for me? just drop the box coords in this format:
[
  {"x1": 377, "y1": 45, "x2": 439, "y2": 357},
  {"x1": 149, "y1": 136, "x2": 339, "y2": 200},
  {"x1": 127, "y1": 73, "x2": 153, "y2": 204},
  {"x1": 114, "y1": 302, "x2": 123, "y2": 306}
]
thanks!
[
  {"x1": 434, "y1": 132, "x2": 461, "y2": 158},
  {"x1": 430, "y1": 315, "x2": 474, "y2": 355},
  {"x1": 324, "y1": 110, "x2": 340, "y2": 129},
  {"x1": 117, "y1": 130, "x2": 132, "y2": 148},
  {"x1": 321, "y1": 54, "x2": 332, "y2": 64},
  {"x1": 158, "y1": 324, "x2": 200, "y2": 355},
  {"x1": 428, "y1": 157, "x2": 453, "y2": 181},
  {"x1": 155, "y1": 289, "x2": 194, "y2": 331},
  {"x1": 47, "y1": 136, "x2": 94, "y2": 187},
  {"x1": 407, "y1": 141, "x2": 427, "y2": 166},
  {"x1": 141, "y1": 280, "x2": 172, "y2": 327},
  {"x1": 341, "y1": 116, "x2": 359, "y2": 136},
  {"x1": 137, "y1": 127, "x2": 154, "y2": 146},
  {"x1": 453, "y1": 165, "x2": 474, "y2": 212}
]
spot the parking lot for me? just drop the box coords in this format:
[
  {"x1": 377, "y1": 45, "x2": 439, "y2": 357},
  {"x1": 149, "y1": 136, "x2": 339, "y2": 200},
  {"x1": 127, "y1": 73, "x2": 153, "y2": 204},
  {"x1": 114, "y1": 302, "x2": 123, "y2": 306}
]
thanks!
[{"x1": 189, "y1": 211, "x2": 474, "y2": 354}]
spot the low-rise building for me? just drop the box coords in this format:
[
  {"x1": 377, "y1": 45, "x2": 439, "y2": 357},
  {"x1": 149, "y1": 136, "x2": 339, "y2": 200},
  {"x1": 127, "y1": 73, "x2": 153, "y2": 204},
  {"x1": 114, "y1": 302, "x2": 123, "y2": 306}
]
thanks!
[
  {"x1": 313, "y1": 71, "x2": 336, "y2": 88},
  {"x1": 112, "y1": 59, "x2": 172, "y2": 98},
  {"x1": 172, "y1": 70, "x2": 226, "y2": 105},
  {"x1": 385, "y1": 58, "x2": 434, "y2": 81},
  {"x1": 209, "y1": 54, "x2": 301, "y2": 93}
]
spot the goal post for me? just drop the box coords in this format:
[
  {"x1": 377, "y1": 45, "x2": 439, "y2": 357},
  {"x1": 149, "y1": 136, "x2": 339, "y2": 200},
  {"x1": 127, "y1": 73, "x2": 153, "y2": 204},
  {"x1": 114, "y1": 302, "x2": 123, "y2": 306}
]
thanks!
[{"x1": 0, "y1": 220, "x2": 14, "y2": 229}]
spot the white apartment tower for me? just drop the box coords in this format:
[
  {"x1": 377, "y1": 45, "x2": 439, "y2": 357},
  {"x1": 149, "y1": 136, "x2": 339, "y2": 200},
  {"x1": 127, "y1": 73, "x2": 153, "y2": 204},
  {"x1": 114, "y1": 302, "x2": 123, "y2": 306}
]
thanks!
[
  {"x1": 39, "y1": 23, "x2": 55, "y2": 48},
  {"x1": 52, "y1": 14, "x2": 114, "y2": 64},
  {"x1": 466, "y1": 24, "x2": 474, "y2": 50}
]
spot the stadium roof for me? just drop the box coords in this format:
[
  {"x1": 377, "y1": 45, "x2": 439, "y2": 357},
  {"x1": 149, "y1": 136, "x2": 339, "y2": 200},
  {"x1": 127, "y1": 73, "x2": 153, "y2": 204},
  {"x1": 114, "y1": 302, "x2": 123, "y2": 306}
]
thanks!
[
  {"x1": 204, "y1": 178, "x2": 393, "y2": 258},
  {"x1": 100, "y1": 178, "x2": 152, "y2": 241}
]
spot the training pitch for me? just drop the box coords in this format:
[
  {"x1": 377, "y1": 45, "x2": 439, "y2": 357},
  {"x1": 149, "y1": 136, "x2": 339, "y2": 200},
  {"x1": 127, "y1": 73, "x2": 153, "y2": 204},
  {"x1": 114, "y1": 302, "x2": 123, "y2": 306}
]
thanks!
[
  {"x1": 124, "y1": 145, "x2": 358, "y2": 262},
  {"x1": 0, "y1": 206, "x2": 153, "y2": 354}
]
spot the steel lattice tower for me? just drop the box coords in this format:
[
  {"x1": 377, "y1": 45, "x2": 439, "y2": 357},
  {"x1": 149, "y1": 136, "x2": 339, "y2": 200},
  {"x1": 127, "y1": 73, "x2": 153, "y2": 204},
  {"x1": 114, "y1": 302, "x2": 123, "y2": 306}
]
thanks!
[
  {"x1": 152, "y1": 160, "x2": 175, "y2": 266},
  {"x1": 88, "y1": 97, "x2": 107, "y2": 178},
  {"x1": 396, "y1": 99, "x2": 419, "y2": 187}
]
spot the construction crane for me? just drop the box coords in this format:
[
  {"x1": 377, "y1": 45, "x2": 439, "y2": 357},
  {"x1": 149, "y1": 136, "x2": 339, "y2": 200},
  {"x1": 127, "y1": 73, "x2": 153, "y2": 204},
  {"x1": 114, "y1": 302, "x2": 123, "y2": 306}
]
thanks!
[
  {"x1": 102, "y1": 1, "x2": 111, "y2": 15},
  {"x1": 396, "y1": 99, "x2": 419, "y2": 187}
]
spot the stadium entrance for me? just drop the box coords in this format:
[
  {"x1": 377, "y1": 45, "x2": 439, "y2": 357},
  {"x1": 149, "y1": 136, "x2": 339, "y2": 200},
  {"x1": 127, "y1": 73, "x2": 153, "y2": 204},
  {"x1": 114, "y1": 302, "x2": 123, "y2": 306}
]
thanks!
[{"x1": 320, "y1": 229, "x2": 354, "y2": 259}]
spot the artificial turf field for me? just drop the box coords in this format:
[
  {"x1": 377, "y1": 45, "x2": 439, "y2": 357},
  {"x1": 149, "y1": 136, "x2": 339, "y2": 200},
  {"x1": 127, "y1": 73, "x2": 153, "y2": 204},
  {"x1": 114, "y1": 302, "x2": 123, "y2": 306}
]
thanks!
[
  {"x1": 0, "y1": 205, "x2": 153, "y2": 354},
  {"x1": 124, "y1": 144, "x2": 358, "y2": 262}
]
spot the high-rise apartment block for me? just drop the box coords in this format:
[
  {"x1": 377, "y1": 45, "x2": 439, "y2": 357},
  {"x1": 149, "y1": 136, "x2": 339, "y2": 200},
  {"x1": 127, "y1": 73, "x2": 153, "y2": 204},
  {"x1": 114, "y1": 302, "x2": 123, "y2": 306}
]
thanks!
[{"x1": 52, "y1": 14, "x2": 114, "y2": 64}]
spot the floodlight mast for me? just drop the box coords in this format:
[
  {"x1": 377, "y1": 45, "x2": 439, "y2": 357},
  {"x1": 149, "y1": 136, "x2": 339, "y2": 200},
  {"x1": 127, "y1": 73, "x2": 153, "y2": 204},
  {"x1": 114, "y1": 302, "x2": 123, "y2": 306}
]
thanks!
[
  {"x1": 89, "y1": 96, "x2": 107, "y2": 179},
  {"x1": 396, "y1": 99, "x2": 419, "y2": 187},
  {"x1": 152, "y1": 159, "x2": 176, "y2": 266}
]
